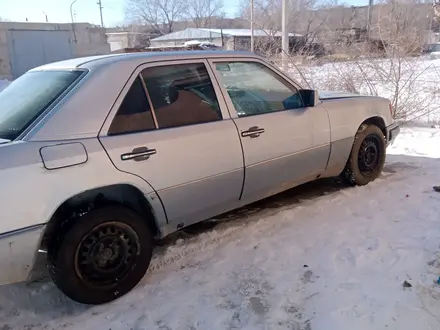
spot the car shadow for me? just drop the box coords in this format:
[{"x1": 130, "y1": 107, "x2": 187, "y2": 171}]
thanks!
[
  {"x1": 146, "y1": 158, "x2": 419, "y2": 260},
  {"x1": 155, "y1": 176, "x2": 352, "y2": 248}
]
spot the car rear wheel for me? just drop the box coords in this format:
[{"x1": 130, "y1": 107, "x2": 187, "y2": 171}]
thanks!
[
  {"x1": 48, "y1": 206, "x2": 153, "y2": 305},
  {"x1": 342, "y1": 124, "x2": 386, "y2": 186}
]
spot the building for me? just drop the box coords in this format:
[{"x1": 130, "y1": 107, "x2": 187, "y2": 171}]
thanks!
[
  {"x1": 150, "y1": 28, "x2": 302, "y2": 52},
  {"x1": 106, "y1": 32, "x2": 146, "y2": 52},
  {"x1": 0, "y1": 22, "x2": 110, "y2": 80},
  {"x1": 106, "y1": 26, "x2": 163, "y2": 52}
]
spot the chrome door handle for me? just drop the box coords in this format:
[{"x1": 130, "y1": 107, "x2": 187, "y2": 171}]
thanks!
[
  {"x1": 241, "y1": 126, "x2": 265, "y2": 138},
  {"x1": 121, "y1": 147, "x2": 156, "y2": 162}
]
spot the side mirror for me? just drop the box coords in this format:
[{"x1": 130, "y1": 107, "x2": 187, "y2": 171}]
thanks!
[{"x1": 299, "y1": 89, "x2": 320, "y2": 107}]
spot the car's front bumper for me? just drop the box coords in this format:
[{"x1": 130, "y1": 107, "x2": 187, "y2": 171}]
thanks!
[
  {"x1": 386, "y1": 122, "x2": 400, "y2": 146},
  {"x1": 0, "y1": 224, "x2": 45, "y2": 286}
]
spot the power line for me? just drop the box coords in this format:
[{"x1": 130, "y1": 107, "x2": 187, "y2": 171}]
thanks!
[{"x1": 97, "y1": 0, "x2": 104, "y2": 27}]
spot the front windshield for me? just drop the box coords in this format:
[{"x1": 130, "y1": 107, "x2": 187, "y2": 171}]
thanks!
[{"x1": 0, "y1": 70, "x2": 84, "y2": 141}]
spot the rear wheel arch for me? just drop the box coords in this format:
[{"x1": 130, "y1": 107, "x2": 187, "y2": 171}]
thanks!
[
  {"x1": 49, "y1": 205, "x2": 154, "y2": 304},
  {"x1": 40, "y1": 184, "x2": 161, "y2": 257}
]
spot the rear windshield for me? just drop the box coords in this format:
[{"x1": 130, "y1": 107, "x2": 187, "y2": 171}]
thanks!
[{"x1": 0, "y1": 70, "x2": 84, "y2": 141}]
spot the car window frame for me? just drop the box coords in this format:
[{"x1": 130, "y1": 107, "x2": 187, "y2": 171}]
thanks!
[
  {"x1": 207, "y1": 57, "x2": 306, "y2": 119},
  {"x1": 107, "y1": 75, "x2": 158, "y2": 136},
  {"x1": 101, "y1": 58, "x2": 231, "y2": 137}
]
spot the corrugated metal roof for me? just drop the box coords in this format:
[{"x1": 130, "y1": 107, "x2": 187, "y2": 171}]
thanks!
[
  {"x1": 151, "y1": 28, "x2": 223, "y2": 41},
  {"x1": 151, "y1": 28, "x2": 301, "y2": 41},
  {"x1": 201, "y1": 28, "x2": 301, "y2": 37}
]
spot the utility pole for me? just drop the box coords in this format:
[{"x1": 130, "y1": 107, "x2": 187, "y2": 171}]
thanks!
[
  {"x1": 70, "y1": 0, "x2": 78, "y2": 43},
  {"x1": 433, "y1": 0, "x2": 438, "y2": 43},
  {"x1": 367, "y1": 0, "x2": 373, "y2": 39},
  {"x1": 281, "y1": 0, "x2": 288, "y2": 67},
  {"x1": 209, "y1": 0, "x2": 212, "y2": 41},
  {"x1": 250, "y1": 0, "x2": 254, "y2": 52},
  {"x1": 97, "y1": 0, "x2": 104, "y2": 28}
]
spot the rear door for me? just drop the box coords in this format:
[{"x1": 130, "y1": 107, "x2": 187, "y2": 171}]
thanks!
[
  {"x1": 208, "y1": 58, "x2": 331, "y2": 203},
  {"x1": 99, "y1": 59, "x2": 244, "y2": 227}
]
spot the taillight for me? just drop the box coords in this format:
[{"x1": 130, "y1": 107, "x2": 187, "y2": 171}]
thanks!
[{"x1": 389, "y1": 103, "x2": 393, "y2": 118}]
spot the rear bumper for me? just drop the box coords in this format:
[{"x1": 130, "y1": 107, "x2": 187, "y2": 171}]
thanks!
[
  {"x1": 0, "y1": 224, "x2": 45, "y2": 286},
  {"x1": 386, "y1": 122, "x2": 400, "y2": 146}
]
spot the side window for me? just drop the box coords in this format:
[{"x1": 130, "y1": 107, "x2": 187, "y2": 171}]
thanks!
[
  {"x1": 108, "y1": 76, "x2": 156, "y2": 135},
  {"x1": 141, "y1": 63, "x2": 222, "y2": 129},
  {"x1": 215, "y1": 62, "x2": 304, "y2": 117}
]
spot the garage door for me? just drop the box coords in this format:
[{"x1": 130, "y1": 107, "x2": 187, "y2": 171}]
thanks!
[{"x1": 8, "y1": 30, "x2": 73, "y2": 78}]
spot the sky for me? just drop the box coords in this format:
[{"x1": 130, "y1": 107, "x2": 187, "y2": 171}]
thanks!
[
  {"x1": 0, "y1": 0, "x2": 368, "y2": 27},
  {"x1": 0, "y1": 0, "x2": 241, "y2": 27}
]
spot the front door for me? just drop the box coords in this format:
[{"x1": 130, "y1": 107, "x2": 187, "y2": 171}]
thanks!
[
  {"x1": 100, "y1": 59, "x2": 244, "y2": 227},
  {"x1": 209, "y1": 59, "x2": 331, "y2": 203}
]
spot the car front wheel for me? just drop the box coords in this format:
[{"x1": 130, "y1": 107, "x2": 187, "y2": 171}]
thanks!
[
  {"x1": 343, "y1": 124, "x2": 386, "y2": 186},
  {"x1": 48, "y1": 206, "x2": 153, "y2": 305}
]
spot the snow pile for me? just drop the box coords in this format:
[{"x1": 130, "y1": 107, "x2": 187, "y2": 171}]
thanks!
[
  {"x1": 0, "y1": 79, "x2": 10, "y2": 92},
  {"x1": 388, "y1": 126, "x2": 440, "y2": 158},
  {"x1": 1, "y1": 127, "x2": 440, "y2": 329}
]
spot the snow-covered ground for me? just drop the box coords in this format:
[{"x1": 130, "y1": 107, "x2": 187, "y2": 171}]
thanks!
[{"x1": 1, "y1": 126, "x2": 440, "y2": 330}]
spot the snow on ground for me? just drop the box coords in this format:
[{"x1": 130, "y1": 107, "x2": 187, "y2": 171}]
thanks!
[{"x1": 1, "y1": 126, "x2": 440, "y2": 330}]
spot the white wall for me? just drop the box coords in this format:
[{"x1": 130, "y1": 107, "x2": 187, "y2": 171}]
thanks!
[{"x1": 0, "y1": 22, "x2": 110, "y2": 80}]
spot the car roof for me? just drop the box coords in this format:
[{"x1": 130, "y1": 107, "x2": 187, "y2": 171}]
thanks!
[{"x1": 31, "y1": 50, "x2": 259, "y2": 72}]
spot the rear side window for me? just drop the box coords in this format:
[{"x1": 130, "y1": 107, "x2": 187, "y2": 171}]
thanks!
[
  {"x1": 0, "y1": 70, "x2": 84, "y2": 141},
  {"x1": 141, "y1": 63, "x2": 222, "y2": 129},
  {"x1": 108, "y1": 76, "x2": 156, "y2": 135}
]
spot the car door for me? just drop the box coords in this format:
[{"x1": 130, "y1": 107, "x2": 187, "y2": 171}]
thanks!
[
  {"x1": 99, "y1": 59, "x2": 244, "y2": 228},
  {"x1": 208, "y1": 58, "x2": 331, "y2": 203}
]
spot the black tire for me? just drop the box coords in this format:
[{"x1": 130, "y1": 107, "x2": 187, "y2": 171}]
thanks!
[
  {"x1": 48, "y1": 206, "x2": 153, "y2": 305},
  {"x1": 342, "y1": 124, "x2": 386, "y2": 186}
]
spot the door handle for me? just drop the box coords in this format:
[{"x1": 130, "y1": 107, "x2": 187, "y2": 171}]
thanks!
[
  {"x1": 121, "y1": 146, "x2": 156, "y2": 162},
  {"x1": 241, "y1": 126, "x2": 265, "y2": 138}
]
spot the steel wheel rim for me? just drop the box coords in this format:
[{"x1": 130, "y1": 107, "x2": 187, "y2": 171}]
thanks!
[
  {"x1": 74, "y1": 221, "x2": 140, "y2": 289},
  {"x1": 358, "y1": 134, "x2": 382, "y2": 175}
]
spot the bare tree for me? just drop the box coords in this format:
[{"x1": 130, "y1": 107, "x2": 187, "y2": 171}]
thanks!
[
  {"x1": 235, "y1": 0, "x2": 439, "y2": 122},
  {"x1": 125, "y1": 0, "x2": 186, "y2": 34},
  {"x1": 186, "y1": 0, "x2": 225, "y2": 28},
  {"x1": 239, "y1": 0, "x2": 285, "y2": 34},
  {"x1": 295, "y1": 1, "x2": 436, "y2": 121},
  {"x1": 127, "y1": 23, "x2": 154, "y2": 48},
  {"x1": 239, "y1": 0, "x2": 324, "y2": 55},
  {"x1": 239, "y1": 0, "x2": 316, "y2": 31},
  {"x1": 369, "y1": 1, "x2": 431, "y2": 120}
]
